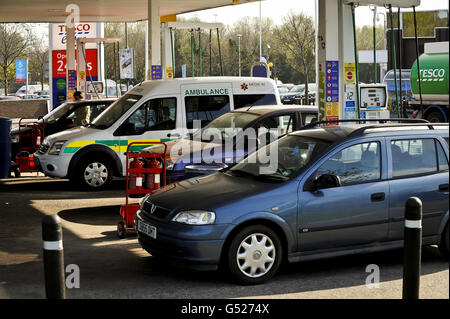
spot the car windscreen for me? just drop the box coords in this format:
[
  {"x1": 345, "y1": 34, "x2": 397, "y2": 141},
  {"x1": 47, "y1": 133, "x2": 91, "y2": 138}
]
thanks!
[
  {"x1": 278, "y1": 87, "x2": 290, "y2": 94},
  {"x1": 40, "y1": 102, "x2": 76, "y2": 124},
  {"x1": 290, "y1": 85, "x2": 305, "y2": 94},
  {"x1": 228, "y1": 135, "x2": 331, "y2": 182},
  {"x1": 193, "y1": 111, "x2": 260, "y2": 143},
  {"x1": 91, "y1": 94, "x2": 142, "y2": 129}
]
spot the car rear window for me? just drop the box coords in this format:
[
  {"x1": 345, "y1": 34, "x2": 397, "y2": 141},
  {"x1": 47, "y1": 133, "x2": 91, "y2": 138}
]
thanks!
[{"x1": 391, "y1": 139, "x2": 438, "y2": 177}]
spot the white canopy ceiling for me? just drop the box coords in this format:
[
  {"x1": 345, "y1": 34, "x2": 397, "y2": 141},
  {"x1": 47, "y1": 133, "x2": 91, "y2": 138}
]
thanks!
[{"x1": 0, "y1": 0, "x2": 259, "y2": 23}]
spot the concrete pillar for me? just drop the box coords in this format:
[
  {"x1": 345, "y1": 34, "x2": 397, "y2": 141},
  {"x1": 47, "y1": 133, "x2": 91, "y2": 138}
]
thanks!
[
  {"x1": 66, "y1": 26, "x2": 76, "y2": 99},
  {"x1": 147, "y1": 0, "x2": 161, "y2": 80},
  {"x1": 162, "y1": 22, "x2": 174, "y2": 79},
  {"x1": 317, "y1": 0, "x2": 357, "y2": 121}
]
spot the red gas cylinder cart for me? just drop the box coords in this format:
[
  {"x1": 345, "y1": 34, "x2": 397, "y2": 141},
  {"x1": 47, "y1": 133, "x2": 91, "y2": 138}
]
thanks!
[
  {"x1": 15, "y1": 117, "x2": 45, "y2": 175},
  {"x1": 117, "y1": 141, "x2": 167, "y2": 238}
]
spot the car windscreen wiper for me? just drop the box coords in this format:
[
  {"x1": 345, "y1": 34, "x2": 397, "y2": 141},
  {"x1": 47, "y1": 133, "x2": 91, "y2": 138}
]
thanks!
[
  {"x1": 227, "y1": 169, "x2": 257, "y2": 178},
  {"x1": 255, "y1": 174, "x2": 289, "y2": 183}
]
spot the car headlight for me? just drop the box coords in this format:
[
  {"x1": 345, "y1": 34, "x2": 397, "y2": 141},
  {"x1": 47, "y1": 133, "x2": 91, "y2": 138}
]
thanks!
[
  {"x1": 166, "y1": 157, "x2": 176, "y2": 171},
  {"x1": 48, "y1": 141, "x2": 67, "y2": 155},
  {"x1": 172, "y1": 210, "x2": 216, "y2": 225},
  {"x1": 139, "y1": 194, "x2": 150, "y2": 206},
  {"x1": 11, "y1": 134, "x2": 19, "y2": 143}
]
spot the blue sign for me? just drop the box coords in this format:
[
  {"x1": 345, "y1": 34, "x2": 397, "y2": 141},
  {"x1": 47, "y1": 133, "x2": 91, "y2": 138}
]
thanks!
[
  {"x1": 152, "y1": 65, "x2": 162, "y2": 80},
  {"x1": 181, "y1": 64, "x2": 187, "y2": 78},
  {"x1": 15, "y1": 59, "x2": 27, "y2": 81},
  {"x1": 326, "y1": 61, "x2": 339, "y2": 103},
  {"x1": 68, "y1": 70, "x2": 77, "y2": 90},
  {"x1": 252, "y1": 65, "x2": 268, "y2": 78}
]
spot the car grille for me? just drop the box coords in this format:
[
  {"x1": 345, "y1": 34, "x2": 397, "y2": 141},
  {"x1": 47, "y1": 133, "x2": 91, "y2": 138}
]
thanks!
[
  {"x1": 37, "y1": 144, "x2": 50, "y2": 154},
  {"x1": 141, "y1": 201, "x2": 171, "y2": 220}
]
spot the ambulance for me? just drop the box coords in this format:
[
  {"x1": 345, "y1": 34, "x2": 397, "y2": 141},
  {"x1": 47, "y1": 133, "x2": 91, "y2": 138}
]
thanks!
[{"x1": 33, "y1": 77, "x2": 281, "y2": 190}]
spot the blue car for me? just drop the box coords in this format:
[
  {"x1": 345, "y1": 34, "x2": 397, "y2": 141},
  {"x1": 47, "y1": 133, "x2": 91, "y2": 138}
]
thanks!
[
  {"x1": 136, "y1": 122, "x2": 449, "y2": 284},
  {"x1": 143, "y1": 105, "x2": 318, "y2": 183}
]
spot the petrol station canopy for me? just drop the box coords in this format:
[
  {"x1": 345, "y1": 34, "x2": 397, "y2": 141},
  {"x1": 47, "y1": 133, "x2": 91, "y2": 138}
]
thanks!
[{"x1": 0, "y1": 0, "x2": 259, "y2": 23}]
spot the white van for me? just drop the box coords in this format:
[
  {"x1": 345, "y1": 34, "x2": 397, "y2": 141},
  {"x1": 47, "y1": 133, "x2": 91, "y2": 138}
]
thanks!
[{"x1": 33, "y1": 77, "x2": 281, "y2": 190}]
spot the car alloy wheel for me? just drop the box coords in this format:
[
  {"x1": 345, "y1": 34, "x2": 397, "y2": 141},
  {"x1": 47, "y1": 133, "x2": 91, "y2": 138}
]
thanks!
[{"x1": 236, "y1": 233, "x2": 276, "y2": 278}]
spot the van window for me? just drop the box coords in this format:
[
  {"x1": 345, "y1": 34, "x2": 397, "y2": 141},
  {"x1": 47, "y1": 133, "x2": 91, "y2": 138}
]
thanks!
[
  {"x1": 315, "y1": 142, "x2": 381, "y2": 186},
  {"x1": 185, "y1": 95, "x2": 230, "y2": 129},
  {"x1": 233, "y1": 94, "x2": 277, "y2": 108},
  {"x1": 118, "y1": 97, "x2": 176, "y2": 135},
  {"x1": 391, "y1": 139, "x2": 437, "y2": 177}
]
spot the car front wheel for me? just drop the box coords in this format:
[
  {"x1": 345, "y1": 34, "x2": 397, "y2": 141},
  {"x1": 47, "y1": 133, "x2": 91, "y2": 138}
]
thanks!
[
  {"x1": 76, "y1": 156, "x2": 112, "y2": 191},
  {"x1": 226, "y1": 225, "x2": 282, "y2": 285}
]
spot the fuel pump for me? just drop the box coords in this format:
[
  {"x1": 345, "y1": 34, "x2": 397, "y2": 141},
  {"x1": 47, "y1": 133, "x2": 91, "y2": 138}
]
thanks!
[
  {"x1": 76, "y1": 37, "x2": 121, "y2": 99},
  {"x1": 343, "y1": 0, "x2": 421, "y2": 121},
  {"x1": 359, "y1": 84, "x2": 390, "y2": 119}
]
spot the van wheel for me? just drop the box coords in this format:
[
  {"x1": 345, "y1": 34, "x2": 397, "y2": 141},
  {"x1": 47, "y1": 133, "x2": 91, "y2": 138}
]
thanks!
[
  {"x1": 76, "y1": 156, "x2": 112, "y2": 191},
  {"x1": 226, "y1": 225, "x2": 282, "y2": 285},
  {"x1": 438, "y1": 223, "x2": 449, "y2": 260}
]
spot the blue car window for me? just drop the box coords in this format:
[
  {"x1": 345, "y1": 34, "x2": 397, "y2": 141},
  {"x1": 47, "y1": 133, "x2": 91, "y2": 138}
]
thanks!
[
  {"x1": 315, "y1": 142, "x2": 381, "y2": 186},
  {"x1": 436, "y1": 140, "x2": 449, "y2": 171},
  {"x1": 391, "y1": 139, "x2": 437, "y2": 177}
]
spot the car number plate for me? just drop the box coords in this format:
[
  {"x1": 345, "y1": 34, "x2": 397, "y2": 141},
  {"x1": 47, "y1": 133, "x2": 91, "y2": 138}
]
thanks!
[{"x1": 138, "y1": 220, "x2": 157, "y2": 239}]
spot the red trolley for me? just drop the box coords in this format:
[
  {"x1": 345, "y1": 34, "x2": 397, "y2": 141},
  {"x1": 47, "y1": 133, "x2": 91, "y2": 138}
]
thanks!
[
  {"x1": 15, "y1": 117, "x2": 45, "y2": 174},
  {"x1": 117, "y1": 141, "x2": 167, "y2": 238}
]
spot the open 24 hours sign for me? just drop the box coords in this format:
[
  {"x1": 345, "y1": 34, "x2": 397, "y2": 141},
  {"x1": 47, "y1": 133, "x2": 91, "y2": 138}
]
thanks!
[{"x1": 52, "y1": 49, "x2": 98, "y2": 78}]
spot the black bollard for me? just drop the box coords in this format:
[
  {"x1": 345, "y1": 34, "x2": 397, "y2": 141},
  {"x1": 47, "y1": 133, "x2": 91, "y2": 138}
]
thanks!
[
  {"x1": 402, "y1": 197, "x2": 422, "y2": 299},
  {"x1": 42, "y1": 214, "x2": 66, "y2": 299}
]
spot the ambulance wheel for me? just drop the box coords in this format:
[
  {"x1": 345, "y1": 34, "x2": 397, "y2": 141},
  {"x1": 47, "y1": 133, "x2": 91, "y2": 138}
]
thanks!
[
  {"x1": 76, "y1": 156, "x2": 113, "y2": 191},
  {"x1": 117, "y1": 221, "x2": 127, "y2": 239}
]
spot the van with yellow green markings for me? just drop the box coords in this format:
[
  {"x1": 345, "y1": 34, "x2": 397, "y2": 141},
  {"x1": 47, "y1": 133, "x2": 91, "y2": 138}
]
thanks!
[{"x1": 33, "y1": 77, "x2": 281, "y2": 190}]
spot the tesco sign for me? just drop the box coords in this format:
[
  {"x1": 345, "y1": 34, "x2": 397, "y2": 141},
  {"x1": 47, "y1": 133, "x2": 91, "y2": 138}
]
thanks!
[{"x1": 52, "y1": 23, "x2": 97, "y2": 50}]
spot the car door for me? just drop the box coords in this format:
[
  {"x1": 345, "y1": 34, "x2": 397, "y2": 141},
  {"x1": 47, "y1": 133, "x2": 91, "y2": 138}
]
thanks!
[
  {"x1": 387, "y1": 136, "x2": 449, "y2": 240},
  {"x1": 297, "y1": 138, "x2": 389, "y2": 252}
]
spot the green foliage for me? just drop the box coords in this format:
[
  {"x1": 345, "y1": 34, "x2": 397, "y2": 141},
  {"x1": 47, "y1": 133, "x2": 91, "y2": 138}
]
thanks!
[{"x1": 103, "y1": 12, "x2": 317, "y2": 86}]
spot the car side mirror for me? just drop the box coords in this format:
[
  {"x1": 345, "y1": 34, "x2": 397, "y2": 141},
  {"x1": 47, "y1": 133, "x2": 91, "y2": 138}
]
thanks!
[{"x1": 309, "y1": 174, "x2": 341, "y2": 191}]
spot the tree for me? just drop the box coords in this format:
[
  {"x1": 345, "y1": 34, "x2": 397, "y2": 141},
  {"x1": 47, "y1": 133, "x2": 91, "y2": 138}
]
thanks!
[
  {"x1": 0, "y1": 24, "x2": 32, "y2": 95},
  {"x1": 274, "y1": 11, "x2": 315, "y2": 102},
  {"x1": 356, "y1": 25, "x2": 385, "y2": 83},
  {"x1": 27, "y1": 35, "x2": 49, "y2": 91},
  {"x1": 104, "y1": 21, "x2": 147, "y2": 85}
]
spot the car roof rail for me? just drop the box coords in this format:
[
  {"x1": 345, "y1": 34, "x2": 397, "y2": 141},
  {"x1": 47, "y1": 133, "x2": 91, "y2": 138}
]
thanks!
[
  {"x1": 301, "y1": 118, "x2": 430, "y2": 131},
  {"x1": 299, "y1": 118, "x2": 449, "y2": 137}
]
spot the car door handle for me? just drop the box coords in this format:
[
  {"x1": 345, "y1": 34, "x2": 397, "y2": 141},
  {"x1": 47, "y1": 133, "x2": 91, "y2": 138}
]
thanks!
[
  {"x1": 439, "y1": 184, "x2": 449, "y2": 192},
  {"x1": 167, "y1": 133, "x2": 181, "y2": 138},
  {"x1": 371, "y1": 192, "x2": 385, "y2": 202}
]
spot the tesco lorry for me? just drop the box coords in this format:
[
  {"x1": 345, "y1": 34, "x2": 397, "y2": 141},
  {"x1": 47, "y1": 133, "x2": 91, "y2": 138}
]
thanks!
[{"x1": 409, "y1": 41, "x2": 449, "y2": 122}]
